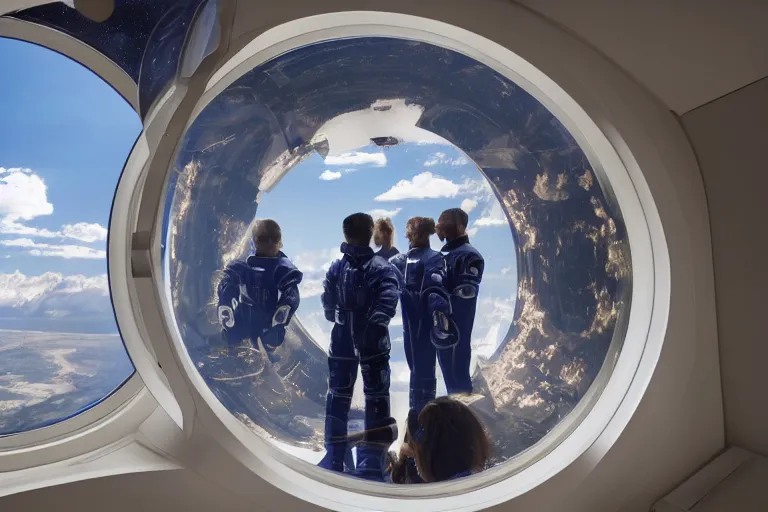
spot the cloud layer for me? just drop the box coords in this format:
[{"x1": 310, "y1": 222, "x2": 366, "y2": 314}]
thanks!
[
  {"x1": 325, "y1": 151, "x2": 387, "y2": 167},
  {"x1": 318, "y1": 170, "x2": 342, "y2": 181},
  {"x1": 374, "y1": 172, "x2": 462, "y2": 202},
  {"x1": 1, "y1": 238, "x2": 106, "y2": 259},
  {"x1": 0, "y1": 168, "x2": 108, "y2": 258}
]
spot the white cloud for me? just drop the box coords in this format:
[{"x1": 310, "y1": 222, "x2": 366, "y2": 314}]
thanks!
[
  {"x1": 424, "y1": 152, "x2": 470, "y2": 168},
  {"x1": 501, "y1": 265, "x2": 515, "y2": 275},
  {"x1": 58, "y1": 222, "x2": 108, "y2": 243},
  {"x1": 367, "y1": 208, "x2": 402, "y2": 219},
  {"x1": 461, "y1": 198, "x2": 478, "y2": 213},
  {"x1": 0, "y1": 168, "x2": 107, "y2": 243},
  {"x1": 325, "y1": 151, "x2": 387, "y2": 167},
  {"x1": 0, "y1": 168, "x2": 53, "y2": 222},
  {"x1": 1, "y1": 238, "x2": 106, "y2": 259},
  {"x1": 318, "y1": 170, "x2": 342, "y2": 181},
  {"x1": 293, "y1": 247, "x2": 342, "y2": 273},
  {"x1": 473, "y1": 201, "x2": 507, "y2": 228},
  {"x1": 0, "y1": 271, "x2": 108, "y2": 309},
  {"x1": 375, "y1": 172, "x2": 461, "y2": 202},
  {"x1": 299, "y1": 279, "x2": 324, "y2": 298}
]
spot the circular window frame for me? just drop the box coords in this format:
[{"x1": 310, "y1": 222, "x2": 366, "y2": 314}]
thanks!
[
  {"x1": 124, "y1": 9, "x2": 669, "y2": 512},
  {"x1": 0, "y1": 16, "x2": 159, "y2": 469}
]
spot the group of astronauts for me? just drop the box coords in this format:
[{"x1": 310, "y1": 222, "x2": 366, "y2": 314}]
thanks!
[{"x1": 216, "y1": 207, "x2": 485, "y2": 482}]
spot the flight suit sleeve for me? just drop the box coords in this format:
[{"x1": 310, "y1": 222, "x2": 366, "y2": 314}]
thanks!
[
  {"x1": 321, "y1": 260, "x2": 339, "y2": 323},
  {"x1": 274, "y1": 261, "x2": 303, "y2": 326},
  {"x1": 367, "y1": 264, "x2": 400, "y2": 326},
  {"x1": 216, "y1": 264, "x2": 241, "y2": 344},
  {"x1": 451, "y1": 252, "x2": 485, "y2": 299},
  {"x1": 262, "y1": 261, "x2": 303, "y2": 350},
  {"x1": 424, "y1": 255, "x2": 459, "y2": 348}
]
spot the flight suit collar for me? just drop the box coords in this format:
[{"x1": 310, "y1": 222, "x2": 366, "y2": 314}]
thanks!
[{"x1": 441, "y1": 235, "x2": 470, "y2": 252}]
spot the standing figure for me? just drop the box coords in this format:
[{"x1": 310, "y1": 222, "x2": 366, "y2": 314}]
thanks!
[
  {"x1": 436, "y1": 208, "x2": 485, "y2": 395},
  {"x1": 373, "y1": 217, "x2": 400, "y2": 260},
  {"x1": 319, "y1": 213, "x2": 400, "y2": 480},
  {"x1": 216, "y1": 219, "x2": 303, "y2": 363},
  {"x1": 390, "y1": 217, "x2": 457, "y2": 419}
]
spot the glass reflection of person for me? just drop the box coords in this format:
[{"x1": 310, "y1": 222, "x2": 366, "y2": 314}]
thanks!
[
  {"x1": 373, "y1": 217, "x2": 400, "y2": 260},
  {"x1": 216, "y1": 219, "x2": 303, "y2": 363},
  {"x1": 319, "y1": 213, "x2": 400, "y2": 480},
  {"x1": 389, "y1": 217, "x2": 457, "y2": 424},
  {"x1": 436, "y1": 208, "x2": 485, "y2": 395}
]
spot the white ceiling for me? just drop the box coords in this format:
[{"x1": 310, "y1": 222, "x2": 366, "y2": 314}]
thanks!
[{"x1": 517, "y1": 0, "x2": 768, "y2": 114}]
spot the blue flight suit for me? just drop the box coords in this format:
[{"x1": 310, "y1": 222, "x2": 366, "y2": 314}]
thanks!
[
  {"x1": 440, "y1": 235, "x2": 484, "y2": 394},
  {"x1": 390, "y1": 248, "x2": 457, "y2": 415},
  {"x1": 216, "y1": 251, "x2": 303, "y2": 361},
  {"x1": 375, "y1": 246, "x2": 400, "y2": 260},
  {"x1": 319, "y1": 243, "x2": 400, "y2": 479}
]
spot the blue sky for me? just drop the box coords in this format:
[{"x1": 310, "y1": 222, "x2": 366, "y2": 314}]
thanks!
[{"x1": 0, "y1": 37, "x2": 141, "y2": 332}]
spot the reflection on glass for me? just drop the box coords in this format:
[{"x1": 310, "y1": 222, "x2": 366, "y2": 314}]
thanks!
[
  {"x1": 0, "y1": 38, "x2": 139, "y2": 436},
  {"x1": 179, "y1": 0, "x2": 220, "y2": 79},
  {"x1": 13, "y1": 0, "x2": 182, "y2": 81},
  {"x1": 163, "y1": 37, "x2": 631, "y2": 483},
  {"x1": 138, "y1": 0, "x2": 206, "y2": 118}
]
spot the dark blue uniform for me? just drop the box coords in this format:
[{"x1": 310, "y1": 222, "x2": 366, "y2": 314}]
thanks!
[
  {"x1": 375, "y1": 246, "x2": 400, "y2": 260},
  {"x1": 216, "y1": 252, "x2": 302, "y2": 361},
  {"x1": 440, "y1": 235, "x2": 484, "y2": 394},
  {"x1": 319, "y1": 243, "x2": 399, "y2": 478},
  {"x1": 390, "y1": 248, "x2": 457, "y2": 415}
]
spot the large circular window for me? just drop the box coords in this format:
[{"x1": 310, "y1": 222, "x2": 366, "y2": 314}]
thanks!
[
  {"x1": 160, "y1": 35, "x2": 631, "y2": 482},
  {"x1": 0, "y1": 37, "x2": 140, "y2": 437}
]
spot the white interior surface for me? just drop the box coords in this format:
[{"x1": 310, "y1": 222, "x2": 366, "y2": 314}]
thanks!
[{"x1": 1, "y1": 0, "x2": 767, "y2": 510}]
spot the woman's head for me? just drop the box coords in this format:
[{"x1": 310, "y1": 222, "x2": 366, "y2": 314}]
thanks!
[
  {"x1": 405, "y1": 216, "x2": 436, "y2": 249},
  {"x1": 409, "y1": 397, "x2": 491, "y2": 482},
  {"x1": 251, "y1": 219, "x2": 283, "y2": 256},
  {"x1": 373, "y1": 217, "x2": 395, "y2": 248}
]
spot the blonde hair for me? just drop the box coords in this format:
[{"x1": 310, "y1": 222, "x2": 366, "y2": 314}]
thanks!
[
  {"x1": 374, "y1": 217, "x2": 395, "y2": 247},
  {"x1": 251, "y1": 219, "x2": 283, "y2": 256}
]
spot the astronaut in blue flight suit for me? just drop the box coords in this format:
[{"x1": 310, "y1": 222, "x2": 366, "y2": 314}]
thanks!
[
  {"x1": 435, "y1": 208, "x2": 485, "y2": 395},
  {"x1": 216, "y1": 219, "x2": 303, "y2": 363},
  {"x1": 390, "y1": 216, "x2": 458, "y2": 419},
  {"x1": 319, "y1": 213, "x2": 400, "y2": 480}
]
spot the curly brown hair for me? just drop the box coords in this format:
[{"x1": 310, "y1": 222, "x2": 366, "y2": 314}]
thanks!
[{"x1": 405, "y1": 216, "x2": 436, "y2": 249}]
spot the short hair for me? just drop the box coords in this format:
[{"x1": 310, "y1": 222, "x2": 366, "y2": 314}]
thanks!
[
  {"x1": 438, "y1": 208, "x2": 469, "y2": 239},
  {"x1": 251, "y1": 219, "x2": 282, "y2": 255},
  {"x1": 411, "y1": 396, "x2": 491, "y2": 483},
  {"x1": 343, "y1": 213, "x2": 374, "y2": 246},
  {"x1": 405, "y1": 216, "x2": 436, "y2": 248}
]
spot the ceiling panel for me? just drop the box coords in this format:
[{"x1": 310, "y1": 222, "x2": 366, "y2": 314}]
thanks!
[{"x1": 517, "y1": 0, "x2": 768, "y2": 114}]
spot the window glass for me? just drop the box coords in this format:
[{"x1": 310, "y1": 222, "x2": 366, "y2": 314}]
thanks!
[
  {"x1": 0, "y1": 38, "x2": 139, "y2": 436},
  {"x1": 163, "y1": 37, "x2": 631, "y2": 483}
]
